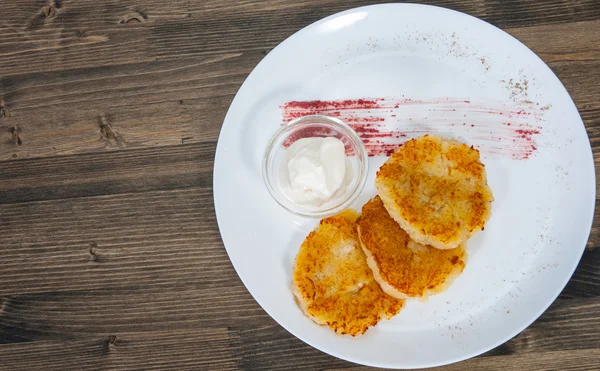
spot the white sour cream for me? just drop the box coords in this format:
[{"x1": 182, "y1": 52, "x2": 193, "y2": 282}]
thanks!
[{"x1": 279, "y1": 137, "x2": 347, "y2": 207}]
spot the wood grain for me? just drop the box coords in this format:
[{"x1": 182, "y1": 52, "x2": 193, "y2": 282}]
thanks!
[
  {"x1": 0, "y1": 143, "x2": 213, "y2": 203},
  {"x1": 0, "y1": 328, "x2": 241, "y2": 370},
  {"x1": 326, "y1": 349, "x2": 600, "y2": 371},
  {"x1": 0, "y1": 0, "x2": 599, "y2": 370}
]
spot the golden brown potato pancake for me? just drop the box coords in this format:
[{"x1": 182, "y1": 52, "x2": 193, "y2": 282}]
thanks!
[
  {"x1": 376, "y1": 135, "x2": 493, "y2": 249},
  {"x1": 292, "y1": 210, "x2": 403, "y2": 336},
  {"x1": 358, "y1": 196, "x2": 467, "y2": 299}
]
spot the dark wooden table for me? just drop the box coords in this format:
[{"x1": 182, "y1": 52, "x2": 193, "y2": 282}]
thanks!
[{"x1": 0, "y1": 1, "x2": 598, "y2": 370}]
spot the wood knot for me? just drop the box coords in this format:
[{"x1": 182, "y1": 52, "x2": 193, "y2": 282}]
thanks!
[
  {"x1": 99, "y1": 117, "x2": 123, "y2": 147},
  {"x1": 43, "y1": 0, "x2": 61, "y2": 19},
  {"x1": 0, "y1": 105, "x2": 9, "y2": 118},
  {"x1": 120, "y1": 10, "x2": 148, "y2": 24},
  {"x1": 100, "y1": 123, "x2": 117, "y2": 140},
  {"x1": 43, "y1": 0, "x2": 62, "y2": 18},
  {"x1": 89, "y1": 242, "x2": 99, "y2": 262},
  {"x1": 9, "y1": 125, "x2": 22, "y2": 145},
  {"x1": 43, "y1": 5, "x2": 56, "y2": 18},
  {"x1": 27, "y1": 1, "x2": 61, "y2": 30}
]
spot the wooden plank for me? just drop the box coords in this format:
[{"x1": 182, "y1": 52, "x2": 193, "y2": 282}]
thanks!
[
  {"x1": 0, "y1": 187, "x2": 233, "y2": 296},
  {"x1": 0, "y1": 328, "x2": 240, "y2": 370},
  {"x1": 0, "y1": 53, "x2": 245, "y2": 161},
  {"x1": 3, "y1": 0, "x2": 598, "y2": 35},
  {"x1": 0, "y1": 0, "x2": 192, "y2": 75},
  {"x1": 0, "y1": 142, "x2": 213, "y2": 203},
  {"x1": 324, "y1": 349, "x2": 600, "y2": 371},
  {"x1": 0, "y1": 25, "x2": 154, "y2": 76},
  {"x1": 0, "y1": 0, "x2": 597, "y2": 78},
  {"x1": 0, "y1": 53, "x2": 244, "y2": 111},
  {"x1": 0, "y1": 286, "x2": 267, "y2": 339},
  {"x1": 2, "y1": 339, "x2": 598, "y2": 371},
  {"x1": 233, "y1": 322, "x2": 350, "y2": 370},
  {"x1": 0, "y1": 1, "x2": 183, "y2": 28}
]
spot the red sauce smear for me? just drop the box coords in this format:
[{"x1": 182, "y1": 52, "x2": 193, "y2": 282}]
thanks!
[{"x1": 281, "y1": 97, "x2": 545, "y2": 159}]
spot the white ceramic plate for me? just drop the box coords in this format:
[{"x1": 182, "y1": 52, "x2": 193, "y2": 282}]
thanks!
[{"x1": 214, "y1": 4, "x2": 595, "y2": 369}]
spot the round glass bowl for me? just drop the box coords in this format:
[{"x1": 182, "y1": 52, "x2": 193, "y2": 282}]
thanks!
[{"x1": 263, "y1": 115, "x2": 368, "y2": 218}]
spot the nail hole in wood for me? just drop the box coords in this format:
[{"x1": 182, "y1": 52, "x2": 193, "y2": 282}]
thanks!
[{"x1": 108, "y1": 335, "x2": 117, "y2": 345}]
